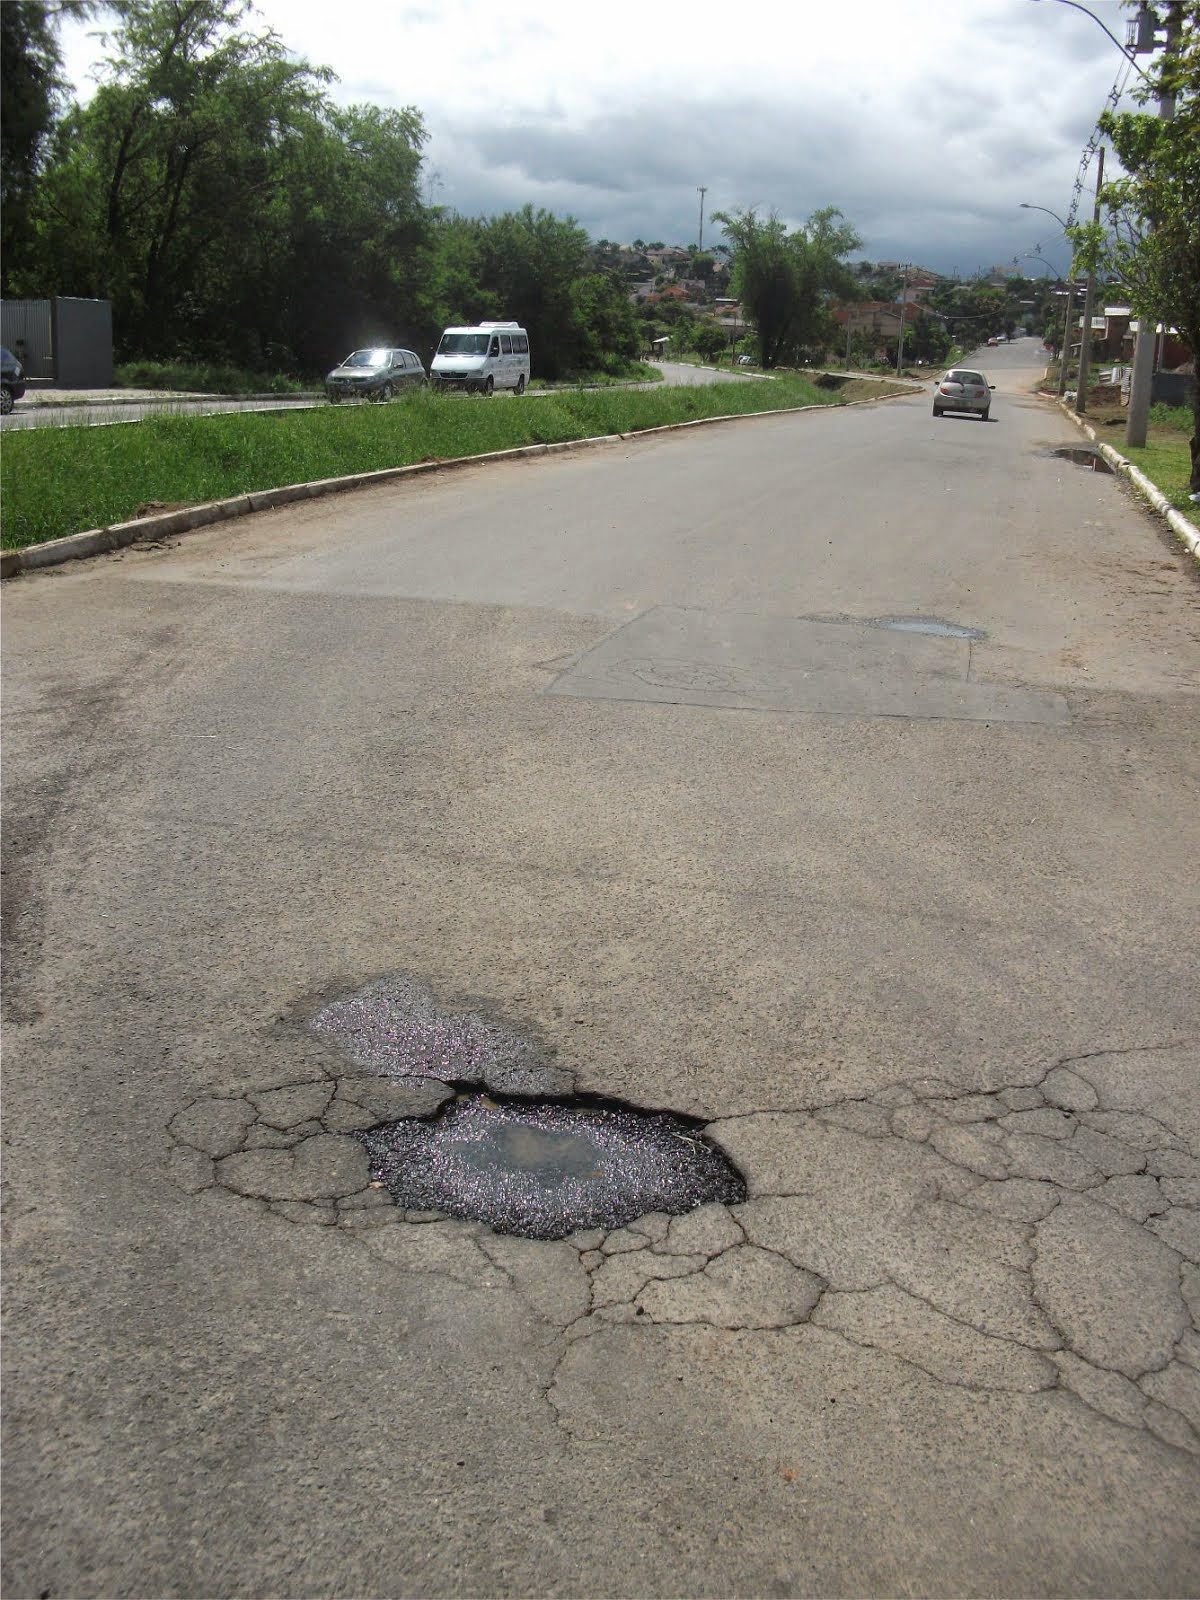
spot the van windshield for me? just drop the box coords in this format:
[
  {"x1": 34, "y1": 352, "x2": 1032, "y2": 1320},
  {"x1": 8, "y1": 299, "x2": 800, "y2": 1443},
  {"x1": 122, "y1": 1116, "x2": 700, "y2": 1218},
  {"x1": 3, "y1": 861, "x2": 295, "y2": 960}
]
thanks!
[{"x1": 438, "y1": 333, "x2": 490, "y2": 355}]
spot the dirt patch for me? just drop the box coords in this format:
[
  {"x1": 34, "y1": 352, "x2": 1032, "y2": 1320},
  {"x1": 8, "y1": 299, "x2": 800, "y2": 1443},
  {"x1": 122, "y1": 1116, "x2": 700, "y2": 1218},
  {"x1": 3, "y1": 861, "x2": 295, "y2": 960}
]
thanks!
[
  {"x1": 133, "y1": 501, "x2": 191, "y2": 519},
  {"x1": 836, "y1": 378, "x2": 915, "y2": 404}
]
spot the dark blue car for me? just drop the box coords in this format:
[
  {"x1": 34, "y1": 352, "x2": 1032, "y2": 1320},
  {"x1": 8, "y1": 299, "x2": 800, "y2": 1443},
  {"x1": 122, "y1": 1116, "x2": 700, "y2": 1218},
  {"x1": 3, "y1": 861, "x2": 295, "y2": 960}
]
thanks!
[{"x1": 1, "y1": 346, "x2": 26, "y2": 414}]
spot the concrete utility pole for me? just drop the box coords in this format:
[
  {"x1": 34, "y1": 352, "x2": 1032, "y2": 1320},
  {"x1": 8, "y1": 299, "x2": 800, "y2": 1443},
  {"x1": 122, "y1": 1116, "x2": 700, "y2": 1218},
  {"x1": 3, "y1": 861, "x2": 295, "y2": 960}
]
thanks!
[
  {"x1": 1075, "y1": 146, "x2": 1104, "y2": 415},
  {"x1": 696, "y1": 187, "x2": 708, "y2": 252},
  {"x1": 1125, "y1": 1, "x2": 1183, "y2": 447},
  {"x1": 895, "y1": 263, "x2": 910, "y2": 374},
  {"x1": 1058, "y1": 280, "x2": 1078, "y2": 395}
]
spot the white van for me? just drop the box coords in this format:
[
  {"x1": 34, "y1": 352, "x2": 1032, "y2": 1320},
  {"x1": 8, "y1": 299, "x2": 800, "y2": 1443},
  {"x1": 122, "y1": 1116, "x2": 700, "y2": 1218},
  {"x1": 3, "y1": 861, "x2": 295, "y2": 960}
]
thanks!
[{"x1": 431, "y1": 321, "x2": 530, "y2": 395}]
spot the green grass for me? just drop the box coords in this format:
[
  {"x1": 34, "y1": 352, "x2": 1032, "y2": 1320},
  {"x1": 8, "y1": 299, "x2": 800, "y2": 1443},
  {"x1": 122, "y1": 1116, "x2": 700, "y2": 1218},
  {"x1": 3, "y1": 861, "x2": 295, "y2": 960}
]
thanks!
[
  {"x1": 114, "y1": 359, "x2": 310, "y2": 395},
  {"x1": 1120, "y1": 435, "x2": 1199, "y2": 526},
  {"x1": 1072, "y1": 394, "x2": 1197, "y2": 528},
  {"x1": 1, "y1": 374, "x2": 882, "y2": 550}
]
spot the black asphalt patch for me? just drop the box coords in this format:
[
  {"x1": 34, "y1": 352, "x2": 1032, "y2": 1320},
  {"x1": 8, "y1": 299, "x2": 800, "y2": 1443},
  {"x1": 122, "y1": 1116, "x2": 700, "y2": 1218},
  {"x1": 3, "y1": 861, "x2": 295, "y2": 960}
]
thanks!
[{"x1": 357, "y1": 1092, "x2": 746, "y2": 1239}]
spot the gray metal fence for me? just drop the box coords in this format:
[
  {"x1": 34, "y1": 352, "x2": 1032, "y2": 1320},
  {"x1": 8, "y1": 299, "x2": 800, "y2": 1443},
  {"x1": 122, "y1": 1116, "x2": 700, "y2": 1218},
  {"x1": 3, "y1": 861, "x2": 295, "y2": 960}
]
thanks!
[{"x1": 0, "y1": 297, "x2": 113, "y2": 386}]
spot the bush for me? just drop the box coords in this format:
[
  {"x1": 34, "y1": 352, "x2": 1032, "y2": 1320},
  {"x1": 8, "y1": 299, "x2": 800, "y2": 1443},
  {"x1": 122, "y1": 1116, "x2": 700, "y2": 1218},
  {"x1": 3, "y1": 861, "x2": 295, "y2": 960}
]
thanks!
[{"x1": 114, "y1": 360, "x2": 310, "y2": 396}]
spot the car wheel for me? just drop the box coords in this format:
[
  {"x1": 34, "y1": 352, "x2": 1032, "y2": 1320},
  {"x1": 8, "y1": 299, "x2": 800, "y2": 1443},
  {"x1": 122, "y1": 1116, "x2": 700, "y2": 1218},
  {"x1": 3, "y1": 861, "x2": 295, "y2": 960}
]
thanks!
[
  {"x1": 981, "y1": 408, "x2": 990, "y2": 421},
  {"x1": 376, "y1": 382, "x2": 394, "y2": 403},
  {"x1": 932, "y1": 405, "x2": 942, "y2": 417},
  {"x1": 1, "y1": 387, "x2": 13, "y2": 415},
  {"x1": 484, "y1": 375, "x2": 494, "y2": 396},
  {"x1": 515, "y1": 374, "x2": 525, "y2": 396},
  {"x1": 328, "y1": 391, "x2": 340, "y2": 404}
]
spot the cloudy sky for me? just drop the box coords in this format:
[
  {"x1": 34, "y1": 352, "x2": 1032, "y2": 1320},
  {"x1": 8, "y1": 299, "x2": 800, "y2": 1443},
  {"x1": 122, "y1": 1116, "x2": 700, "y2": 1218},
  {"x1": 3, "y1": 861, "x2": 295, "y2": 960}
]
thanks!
[{"x1": 58, "y1": 0, "x2": 1153, "y2": 277}]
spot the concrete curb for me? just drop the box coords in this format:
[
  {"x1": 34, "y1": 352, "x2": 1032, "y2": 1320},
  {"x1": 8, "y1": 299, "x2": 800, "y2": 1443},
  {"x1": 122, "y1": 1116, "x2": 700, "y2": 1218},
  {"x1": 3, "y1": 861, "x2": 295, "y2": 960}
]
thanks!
[
  {"x1": 0, "y1": 389, "x2": 910, "y2": 580},
  {"x1": 18, "y1": 390, "x2": 323, "y2": 409},
  {"x1": 1054, "y1": 397, "x2": 1199, "y2": 561}
]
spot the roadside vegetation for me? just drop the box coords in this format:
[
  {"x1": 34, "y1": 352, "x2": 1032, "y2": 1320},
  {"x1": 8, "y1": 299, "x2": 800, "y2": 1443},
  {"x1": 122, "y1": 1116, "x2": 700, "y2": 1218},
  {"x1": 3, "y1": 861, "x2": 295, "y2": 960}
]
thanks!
[
  {"x1": 1083, "y1": 400, "x2": 1198, "y2": 525},
  {"x1": 0, "y1": 374, "x2": 908, "y2": 551},
  {"x1": 1038, "y1": 360, "x2": 1197, "y2": 525},
  {"x1": 113, "y1": 360, "x2": 311, "y2": 396},
  {"x1": 109, "y1": 358, "x2": 662, "y2": 395}
]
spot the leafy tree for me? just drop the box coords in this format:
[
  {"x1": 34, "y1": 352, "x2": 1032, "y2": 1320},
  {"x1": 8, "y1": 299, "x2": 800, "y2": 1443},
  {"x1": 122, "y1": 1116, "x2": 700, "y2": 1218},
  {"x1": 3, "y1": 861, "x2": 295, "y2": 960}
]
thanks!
[
  {"x1": 1096, "y1": 8, "x2": 1199, "y2": 488},
  {"x1": 19, "y1": 0, "x2": 337, "y2": 354},
  {"x1": 692, "y1": 322, "x2": 729, "y2": 362},
  {"x1": 1, "y1": 0, "x2": 94, "y2": 288},
  {"x1": 13, "y1": 0, "x2": 435, "y2": 372},
  {"x1": 713, "y1": 205, "x2": 862, "y2": 367},
  {"x1": 569, "y1": 271, "x2": 640, "y2": 370}
]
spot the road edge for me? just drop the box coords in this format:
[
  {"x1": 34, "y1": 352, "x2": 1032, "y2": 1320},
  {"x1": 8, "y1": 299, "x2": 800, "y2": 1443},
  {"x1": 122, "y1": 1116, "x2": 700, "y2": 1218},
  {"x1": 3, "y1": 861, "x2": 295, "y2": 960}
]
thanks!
[
  {"x1": 0, "y1": 392, "x2": 911, "y2": 579},
  {"x1": 1054, "y1": 396, "x2": 1199, "y2": 561}
]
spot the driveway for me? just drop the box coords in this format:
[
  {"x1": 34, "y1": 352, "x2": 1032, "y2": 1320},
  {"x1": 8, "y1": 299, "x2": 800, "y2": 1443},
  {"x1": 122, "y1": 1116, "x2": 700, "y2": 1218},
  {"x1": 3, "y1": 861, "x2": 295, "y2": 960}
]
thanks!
[{"x1": 3, "y1": 340, "x2": 1198, "y2": 1597}]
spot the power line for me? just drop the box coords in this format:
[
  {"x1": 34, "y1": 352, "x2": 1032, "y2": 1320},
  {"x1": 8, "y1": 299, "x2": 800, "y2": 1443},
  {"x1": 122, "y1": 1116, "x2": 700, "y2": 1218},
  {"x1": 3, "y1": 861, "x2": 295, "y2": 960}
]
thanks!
[{"x1": 1066, "y1": 57, "x2": 1135, "y2": 226}]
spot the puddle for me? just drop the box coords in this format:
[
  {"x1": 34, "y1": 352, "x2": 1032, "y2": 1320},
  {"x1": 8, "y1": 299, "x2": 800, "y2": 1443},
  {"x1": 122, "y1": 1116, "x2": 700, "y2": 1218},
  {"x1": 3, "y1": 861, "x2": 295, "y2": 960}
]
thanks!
[
  {"x1": 868, "y1": 616, "x2": 983, "y2": 640},
  {"x1": 357, "y1": 1092, "x2": 745, "y2": 1239},
  {"x1": 1039, "y1": 446, "x2": 1114, "y2": 472}
]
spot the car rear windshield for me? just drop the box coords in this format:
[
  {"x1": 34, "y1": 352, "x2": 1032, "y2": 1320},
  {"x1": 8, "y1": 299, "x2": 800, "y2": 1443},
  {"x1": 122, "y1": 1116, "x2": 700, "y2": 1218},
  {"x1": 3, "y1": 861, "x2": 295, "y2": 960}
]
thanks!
[{"x1": 946, "y1": 370, "x2": 984, "y2": 385}]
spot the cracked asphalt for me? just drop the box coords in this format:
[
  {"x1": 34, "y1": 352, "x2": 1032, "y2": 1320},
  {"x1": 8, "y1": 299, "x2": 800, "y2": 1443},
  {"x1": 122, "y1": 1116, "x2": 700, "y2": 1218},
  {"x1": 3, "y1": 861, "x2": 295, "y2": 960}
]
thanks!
[{"x1": 3, "y1": 342, "x2": 1199, "y2": 1597}]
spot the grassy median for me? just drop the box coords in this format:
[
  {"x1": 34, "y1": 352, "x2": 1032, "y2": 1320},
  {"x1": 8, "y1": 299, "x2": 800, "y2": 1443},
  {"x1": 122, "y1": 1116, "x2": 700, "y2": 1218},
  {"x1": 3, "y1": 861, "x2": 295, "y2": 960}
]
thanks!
[{"x1": 1, "y1": 375, "x2": 904, "y2": 551}]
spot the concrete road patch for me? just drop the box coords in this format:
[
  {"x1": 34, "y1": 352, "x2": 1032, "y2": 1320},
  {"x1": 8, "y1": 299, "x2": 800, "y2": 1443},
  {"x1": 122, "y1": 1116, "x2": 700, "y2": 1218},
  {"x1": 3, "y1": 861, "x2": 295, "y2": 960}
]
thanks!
[{"x1": 548, "y1": 604, "x2": 1071, "y2": 725}]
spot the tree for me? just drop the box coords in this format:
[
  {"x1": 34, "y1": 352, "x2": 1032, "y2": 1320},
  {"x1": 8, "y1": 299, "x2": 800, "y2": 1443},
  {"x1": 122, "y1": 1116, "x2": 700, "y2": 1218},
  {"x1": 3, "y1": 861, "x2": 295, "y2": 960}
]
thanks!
[
  {"x1": 1097, "y1": 6, "x2": 1199, "y2": 489},
  {"x1": 13, "y1": 0, "x2": 435, "y2": 372},
  {"x1": 692, "y1": 322, "x2": 728, "y2": 363},
  {"x1": 713, "y1": 205, "x2": 862, "y2": 367},
  {"x1": 1, "y1": 0, "x2": 94, "y2": 288},
  {"x1": 18, "y1": 0, "x2": 338, "y2": 355}
]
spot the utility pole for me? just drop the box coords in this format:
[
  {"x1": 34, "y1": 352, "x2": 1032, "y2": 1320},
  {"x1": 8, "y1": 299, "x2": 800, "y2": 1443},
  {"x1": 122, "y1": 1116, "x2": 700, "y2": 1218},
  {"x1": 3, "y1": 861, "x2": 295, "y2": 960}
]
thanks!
[
  {"x1": 1058, "y1": 279, "x2": 1077, "y2": 396},
  {"x1": 895, "y1": 263, "x2": 910, "y2": 374},
  {"x1": 1074, "y1": 147, "x2": 1104, "y2": 415},
  {"x1": 696, "y1": 187, "x2": 708, "y2": 252},
  {"x1": 1125, "y1": 1, "x2": 1183, "y2": 447}
]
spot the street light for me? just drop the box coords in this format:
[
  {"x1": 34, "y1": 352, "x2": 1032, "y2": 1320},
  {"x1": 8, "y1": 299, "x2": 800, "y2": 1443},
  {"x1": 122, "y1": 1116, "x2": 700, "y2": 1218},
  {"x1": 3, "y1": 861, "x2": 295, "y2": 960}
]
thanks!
[
  {"x1": 1020, "y1": 202, "x2": 1069, "y2": 230},
  {"x1": 1013, "y1": 253, "x2": 1064, "y2": 278},
  {"x1": 1018, "y1": 203, "x2": 1074, "y2": 391},
  {"x1": 1028, "y1": 0, "x2": 1180, "y2": 440},
  {"x1": 1028, "y1": 0, "x2": 1153, "y2": 84}
]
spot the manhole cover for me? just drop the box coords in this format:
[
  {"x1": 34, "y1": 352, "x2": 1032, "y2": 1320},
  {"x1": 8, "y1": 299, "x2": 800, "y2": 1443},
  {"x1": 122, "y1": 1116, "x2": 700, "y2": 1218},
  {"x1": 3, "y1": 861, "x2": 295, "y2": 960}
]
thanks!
[
  {"x1": 1038, "y1": 445, "x2": 1113, "y2": 472},
  {"x1": 357, "y1": 1092, "x2": 746, "y2": 1239}
]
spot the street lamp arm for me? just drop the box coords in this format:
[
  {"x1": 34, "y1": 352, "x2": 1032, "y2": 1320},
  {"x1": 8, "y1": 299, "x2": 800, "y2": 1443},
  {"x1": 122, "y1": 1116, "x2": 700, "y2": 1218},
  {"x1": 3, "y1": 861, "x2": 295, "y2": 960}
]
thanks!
[
  {"x1": 1029, "y1": 0, "x2": 1153, "y2": 84},
  {"x1": 1020, "y1": 202, "x2": 1070, "y2": 230}
]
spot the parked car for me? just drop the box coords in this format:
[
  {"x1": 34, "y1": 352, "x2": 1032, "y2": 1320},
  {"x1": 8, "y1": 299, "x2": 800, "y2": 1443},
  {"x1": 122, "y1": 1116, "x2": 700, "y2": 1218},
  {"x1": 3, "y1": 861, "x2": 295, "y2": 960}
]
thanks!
[
  {"x1": 1, "y1": 346, "x2": 27, "y2": 414},
  {"x1": 325, "y1": 347, "x2": 426, "y2": 403},
  {"x1": 932, "y1": 368, "x2": 995, "y2": 420}
]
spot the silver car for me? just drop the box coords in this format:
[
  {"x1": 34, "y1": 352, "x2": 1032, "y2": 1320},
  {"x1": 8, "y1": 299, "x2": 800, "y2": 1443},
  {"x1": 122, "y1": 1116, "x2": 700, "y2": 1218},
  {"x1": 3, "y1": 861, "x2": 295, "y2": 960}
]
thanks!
[
  {"x1": 325, "y1": 347, "x2": 427, "y2": 403},
  {"x1": 932, "y1": 368, "x2": 995, "y2": 421}
]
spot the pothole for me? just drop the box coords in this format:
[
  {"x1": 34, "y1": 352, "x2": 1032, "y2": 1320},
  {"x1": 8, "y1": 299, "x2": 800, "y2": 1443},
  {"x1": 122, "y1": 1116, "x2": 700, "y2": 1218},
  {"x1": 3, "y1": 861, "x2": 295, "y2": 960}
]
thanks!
[
  {"x1": 357, "y1": 1092, "x2": 746, "y2": 1239},
  {"x1": 868, "y1": 616, "x2": 984, "y2": 640},
  {"x1": 304, "y1": 974, "x2": 746, "y2": 1237},
  {"x1": 1039, "y1": 445, "x2": 1114, "y2": 472}
]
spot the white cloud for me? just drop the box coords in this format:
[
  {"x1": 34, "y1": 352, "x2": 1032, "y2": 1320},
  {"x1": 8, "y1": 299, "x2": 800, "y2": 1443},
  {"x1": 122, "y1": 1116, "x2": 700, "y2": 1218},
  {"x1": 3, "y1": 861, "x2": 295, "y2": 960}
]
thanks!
[{"x1": 57, "y1": 0, "x2": 1150, "y2": 274}]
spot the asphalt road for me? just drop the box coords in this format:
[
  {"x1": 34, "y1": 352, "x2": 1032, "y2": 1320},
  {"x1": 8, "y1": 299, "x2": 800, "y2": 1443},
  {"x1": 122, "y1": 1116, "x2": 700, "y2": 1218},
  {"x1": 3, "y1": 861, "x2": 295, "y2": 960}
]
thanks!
[
  {"x1": 3, "y1": 340, "x2": 1199, "y2": 1598},
  {"x1": 0, "y1": 360, "x2": 757, "y2": 429}
]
